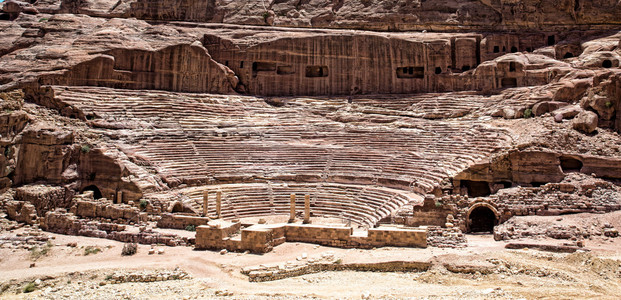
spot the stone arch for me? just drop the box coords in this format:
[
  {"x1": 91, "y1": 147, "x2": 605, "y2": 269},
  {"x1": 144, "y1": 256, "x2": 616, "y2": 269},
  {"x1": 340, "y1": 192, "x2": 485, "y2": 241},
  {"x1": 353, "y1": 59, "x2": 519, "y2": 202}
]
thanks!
[
  {"x1": 466, "y1": 202, "x2": 499, "y2": 233},
  {"x1": 560, "y1": 155, "x2": 583, "y2": 172},
  {"x1": 82, "y1": 185, "x2": 103, "y2": 199},
  {"x1": 167, "y1": 200, "x2": 184, "y2": 213}
]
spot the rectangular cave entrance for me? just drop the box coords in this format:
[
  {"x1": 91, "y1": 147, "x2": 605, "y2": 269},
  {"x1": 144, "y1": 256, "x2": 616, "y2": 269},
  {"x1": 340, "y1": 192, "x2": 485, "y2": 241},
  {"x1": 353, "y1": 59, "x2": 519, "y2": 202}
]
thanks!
[
  {"x1": 305, "y1": 66, "x2": 329, "y2": 77},
  {"x1": 396, "y1": 66, "x2": 424, "y2": 78},
  {"x1": 460, "y1": 180, "x2": 491, "y2": 197},
  {"x1": 252, "y1": 62, "x2": 277, "y2": 76},
  {"x1": 501, "y1": 77, "x2": 518, "y2": 88}
]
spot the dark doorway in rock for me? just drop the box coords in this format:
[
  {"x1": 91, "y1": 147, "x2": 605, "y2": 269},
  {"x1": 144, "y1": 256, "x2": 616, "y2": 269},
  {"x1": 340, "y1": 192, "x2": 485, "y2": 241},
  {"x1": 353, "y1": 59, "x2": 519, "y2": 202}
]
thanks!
[
  {"x1": 510, "y1": 46, "x2": 518, "y2": 53},
  {"x1": 461, "y1": 180, "x2": 491, "y2": 197},
  {"x1": 469, "y1": 206, "x2": 497, "y2": 233},
  {"x1": 501, "y1": 77, "x2": 518, "y2": 88},
  {"x1": 82, "y1": 185, "x2": 102, "y2": 199},
  {"x1": 560, "y1": 156, "x2": 583, "y2": 172},
  {"x1": 509, "y1": 62, "x2": 516, "y2": 72},
  {"x1": 547, "y1": 35, "x2": 556, "y2": 46},
  {"x1": 563, "y1": 52, "x2": 574, "y2": 59},
  {"x1": 602, "y1": 60, "x2": 612, "y2": 68}
]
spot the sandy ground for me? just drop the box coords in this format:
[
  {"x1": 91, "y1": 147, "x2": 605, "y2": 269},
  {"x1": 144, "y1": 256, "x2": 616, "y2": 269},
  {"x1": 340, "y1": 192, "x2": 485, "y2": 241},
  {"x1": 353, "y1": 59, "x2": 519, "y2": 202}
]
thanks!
[{"x1": 0, "y1": 225, "x2": 620, "y2": 299}]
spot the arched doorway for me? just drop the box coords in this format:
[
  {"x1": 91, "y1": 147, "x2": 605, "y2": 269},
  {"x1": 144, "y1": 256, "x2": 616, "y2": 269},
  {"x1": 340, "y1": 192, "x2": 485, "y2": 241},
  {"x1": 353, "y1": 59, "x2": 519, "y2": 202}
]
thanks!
[
  {"x1": 467, "y1": 204, "x2": 498, "y2": 233},
  {"x1": 82, "y1": 185, "x2": 102, "y2": 199}
]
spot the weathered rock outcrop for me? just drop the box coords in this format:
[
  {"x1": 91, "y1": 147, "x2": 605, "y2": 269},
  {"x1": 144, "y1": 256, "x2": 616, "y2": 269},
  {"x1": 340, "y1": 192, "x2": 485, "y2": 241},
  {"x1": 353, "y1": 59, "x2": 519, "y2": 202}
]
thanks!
[{"x1": 52, "y1": 0, "x2": 621, "y2": 32}]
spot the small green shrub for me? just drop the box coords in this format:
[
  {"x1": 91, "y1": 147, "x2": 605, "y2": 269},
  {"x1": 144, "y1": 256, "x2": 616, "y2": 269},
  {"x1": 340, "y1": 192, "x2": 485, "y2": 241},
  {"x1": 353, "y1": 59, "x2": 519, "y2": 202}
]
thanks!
[
  {"x1": 334, "y1": 258, "x2": 343, "y2": 264},
  {"x1": 105, "y1": 275, "x2": 113, "y2": 281},
  {"x1": 523, "y1": 108, "x2": 533, "y2": 118},
  {"x1": 121, "y1": 243, "x2": 137, "y2": 256},
  {"x1": 605, "y1": 101, "x2": 613, "y2": 108},
  {"x1": 29, "y1": 241, "x2": 53, "y2": 261},
  {"x1": 38, "y1": 18, "x2": 48, "y2": 22},
  {"x1": 262, "y1": 11, "x2": 270, "y2": 20},
  {"x1": 80, "y1": 144, "x2": 91, "y2": 153},
  {"x1": 22, "y1": 282, "x2": 36, "y2": 293},
  {"x1": 185, "y1": 225, "x2": 196, "y2": 232},
  {"x1": 435, "y1": 201, "x2": 443, "y2": 208},
  {"x1": 139, "y1": 199, "x2": 148, "y2": 210},
  {"x1": 84, "y1": 246, "x2": 102, "y2": 256}
]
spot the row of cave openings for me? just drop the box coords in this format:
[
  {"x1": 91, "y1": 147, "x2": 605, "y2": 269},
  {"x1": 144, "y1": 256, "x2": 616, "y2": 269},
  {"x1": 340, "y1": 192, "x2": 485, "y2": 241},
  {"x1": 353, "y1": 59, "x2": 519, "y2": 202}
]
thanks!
[
  {"x1": 236, "y1": 61, "x2": 449, "y2": 79},
  {"x1": 462, "y1": 156, "x2": 584, "y2": 233}
]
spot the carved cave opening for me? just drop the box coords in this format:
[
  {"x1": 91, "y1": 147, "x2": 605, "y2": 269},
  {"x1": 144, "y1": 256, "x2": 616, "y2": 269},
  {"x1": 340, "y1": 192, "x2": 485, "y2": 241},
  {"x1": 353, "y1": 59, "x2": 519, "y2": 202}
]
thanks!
[
  {"x1": 305, "y1": 66, "x2": 329, "y2": 77},
  {"x1": 509, "y1": 62, "x2": 516, "y2": 72},
  {"x1": 435, "y1": 67, "x2": 442, "y2": 74},
  {"x1": 469, "y1": 206, "x2": 497, "y2": 233},
  {"x1": 396, "y1": 66, "x2": 424, "y2": 78},
  {"x1": 252, "y1": 62, "x2": 277, "y2": 76},
  {"x1": 493, "y1": 46, "x2": 500, "y2": 53},
  {"x1": 560, "y1": 156, "x2": 583, "y2": 172},
  {"x1": 82, "y1": 185, "x2": 103, "y2": 199},
  {"x1": 501, "y1": 78, "x2": 518, "y2": 88},
  {"x1": 563, "y1": 52, "x2": 574, "y2": 59},
  {"x1": 603, "y1": 60, "x2": 612, "y2": 68},
  {"x1": 277, "y1": 65, "x2": 295, "y2": 75},
  {"x1": 510, "y1": 46, "x2": 518, "y2": 53},
  {"x1": 548, "y1": 35, "x2": 556, "y2": 46},
  {"x1": 461, "y1": 180, "x2": 491, "y2": 197}
]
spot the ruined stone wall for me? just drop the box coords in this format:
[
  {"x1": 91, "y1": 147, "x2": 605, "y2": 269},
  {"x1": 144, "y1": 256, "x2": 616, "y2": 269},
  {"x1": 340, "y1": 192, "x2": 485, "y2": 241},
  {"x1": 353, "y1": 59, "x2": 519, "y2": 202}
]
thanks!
[
  {"x1": 15, "y1": 185, "x2": 70, "y2": 216},
  {"x1": 41, "y1": 44, "x2": 237, "y2": 94},
  {"x1": 41, "y1": 208, "x2": 192, "y2": 246},
  {"x1": 72, "y1": 200, "x2": 146, "y2": 223}
]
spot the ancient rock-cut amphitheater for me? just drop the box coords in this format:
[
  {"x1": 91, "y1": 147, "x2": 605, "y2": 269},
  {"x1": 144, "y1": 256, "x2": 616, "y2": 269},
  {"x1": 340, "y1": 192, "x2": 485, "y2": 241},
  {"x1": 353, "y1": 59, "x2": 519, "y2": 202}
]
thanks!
[{"x1": 1, "y1": 0, "x2": 621, "y2": 296}]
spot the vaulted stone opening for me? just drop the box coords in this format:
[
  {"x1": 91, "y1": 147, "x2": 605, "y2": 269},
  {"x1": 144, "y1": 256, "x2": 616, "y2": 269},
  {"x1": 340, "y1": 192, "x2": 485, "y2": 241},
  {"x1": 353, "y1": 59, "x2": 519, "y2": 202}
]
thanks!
[
  {"x1": 82, "y1": 185, "x2": 103, "y2": 199},
  {"x1": 603, "y1": 59, "x2": 612, "y2": 68},
  {"x1": 468, "y1": 206, "x2": 497, "y2": 233},
  {"x1": 560, "y1": 156, "x2": 583, "y2": 172}
]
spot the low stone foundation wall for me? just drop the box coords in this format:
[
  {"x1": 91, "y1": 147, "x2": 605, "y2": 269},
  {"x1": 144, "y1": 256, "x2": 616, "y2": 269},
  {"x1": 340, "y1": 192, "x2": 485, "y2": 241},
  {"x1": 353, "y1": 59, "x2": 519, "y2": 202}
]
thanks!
[
  {"x1": 41, "y1": 209, "x2": 192, "y2": 246},
  {"x1": 196, "y1": 220, "x2": 427, "y2": 253},
  {"x1": 427, "y1": 226, "x2": 468, "y2": 248},
  {"x1": 241, "y1": 252, "x2": 432, "y2": 282},
  {"x1": 156, "y1": 213, "x2": 211, "y2": 229}
]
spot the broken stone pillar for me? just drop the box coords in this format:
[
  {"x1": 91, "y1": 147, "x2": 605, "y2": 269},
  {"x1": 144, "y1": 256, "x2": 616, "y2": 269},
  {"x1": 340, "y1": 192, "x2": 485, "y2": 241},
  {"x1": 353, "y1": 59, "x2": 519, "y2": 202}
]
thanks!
[
  {"x1": 203, "y1": 191, "x2": 209, "y2": 217},
  {"x1": 303, "y1": 194, "x2": 311, "y2": 224},
  {"x1": 289, "y1": 193, "x2": 296, "y2": 223},
  {"x1": 116, "y1": 191, "x2": 123, "y2": 204},
  {"x1": 216, "y1": 191, "x2": 222, "y2": 219}
]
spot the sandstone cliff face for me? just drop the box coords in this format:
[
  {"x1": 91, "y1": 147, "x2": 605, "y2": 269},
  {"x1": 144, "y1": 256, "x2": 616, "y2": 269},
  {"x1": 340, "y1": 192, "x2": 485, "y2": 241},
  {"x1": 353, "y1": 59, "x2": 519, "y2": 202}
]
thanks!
[
  {"x1": 41, "y1": 43, "x2": 237, "y2": 94},
  {"x1": 48, "y1": 0, "x2": 621, "y2": 31}
]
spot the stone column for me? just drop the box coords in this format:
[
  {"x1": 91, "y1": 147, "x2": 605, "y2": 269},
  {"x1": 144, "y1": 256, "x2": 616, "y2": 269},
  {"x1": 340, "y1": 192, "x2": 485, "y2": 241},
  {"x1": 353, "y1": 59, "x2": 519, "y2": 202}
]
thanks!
[
  {"x1": 203, "y1": 191, "x2": 209, "y2": 217},
  {"x1": 303, "y1": 194, "x2": 311, "y2": 224},
  {"x1": 116, "y1": 191, "x2": 123, "y2": 204},
  {"x1": 216, "y1": 191, "x2": 222, "y2": 219},
  {"x1": 289, "y1": 193, "x2": 296, "y2": 223}
]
